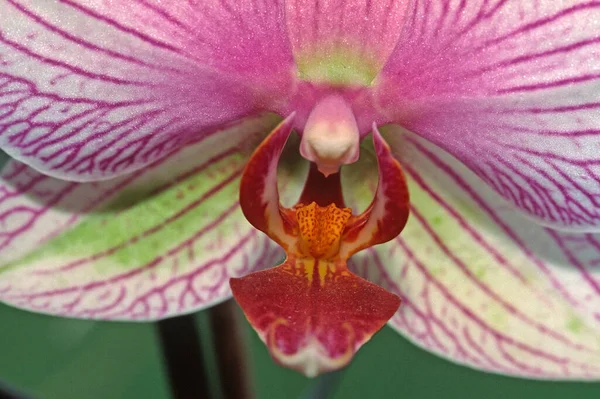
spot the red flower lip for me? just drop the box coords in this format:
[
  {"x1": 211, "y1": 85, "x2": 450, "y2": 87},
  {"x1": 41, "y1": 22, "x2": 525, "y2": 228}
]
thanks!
[{"x1": 232, "y1": 115, "x2": 409, "y2": 376}]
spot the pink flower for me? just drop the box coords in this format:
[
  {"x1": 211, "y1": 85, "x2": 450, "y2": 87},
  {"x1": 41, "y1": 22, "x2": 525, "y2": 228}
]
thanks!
[{"x1": 1, "y1": 0, "x2": 600, "y2": 378}]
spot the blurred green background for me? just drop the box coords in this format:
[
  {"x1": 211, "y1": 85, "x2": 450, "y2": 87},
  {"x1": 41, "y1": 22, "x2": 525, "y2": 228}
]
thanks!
[{"x1": 1, "y1": 302, "x2": 599, "y2": 399}]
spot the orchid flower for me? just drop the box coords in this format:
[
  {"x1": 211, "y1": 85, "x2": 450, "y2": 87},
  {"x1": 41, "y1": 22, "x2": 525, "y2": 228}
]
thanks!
[{"x1": 2, "y1": 0, "x2": 600, "y2": 379}]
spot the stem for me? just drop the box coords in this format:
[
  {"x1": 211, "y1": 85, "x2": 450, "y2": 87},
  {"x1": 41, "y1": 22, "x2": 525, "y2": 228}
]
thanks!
[
  {"x1": 157, "y1": 315, "x2": 211, "y2": 399},
  {"x1": 208, "y1": 300, "x2": 253, "y2": 399},
  {"x1": 0, "y1": 381, "x2": 32, "y2": 399}
]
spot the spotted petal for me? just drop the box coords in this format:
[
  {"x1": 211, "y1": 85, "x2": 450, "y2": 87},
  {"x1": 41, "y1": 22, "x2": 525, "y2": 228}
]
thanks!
[
  {"x1": 0, "y1": 0, "x2": 294, "y2": 181},
  {"x1": 376, "y1": 1, "x2": 600, "y2": 231},
  {"x1": 0, "y1": 115, "x2": 284, "y2": 320},
  {"x1": 347, "y1": 128, "x2": 600, "y2": 379}
]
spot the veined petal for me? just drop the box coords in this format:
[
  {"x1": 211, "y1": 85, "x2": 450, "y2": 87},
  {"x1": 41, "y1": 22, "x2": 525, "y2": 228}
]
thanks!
[
  {"x1": 0, "y1": 0, "x2": 295, "y2": 181},
  {"x1": 286, "y1": 0, "x2": 409, "y2": 85},
  {"x1": 376, "y1": 1, "x2": 600, "y2": 231},
  {"x1": 348, "y1": 128, "x2": 600, "y2": 379},
  {"x1": 0, "y1": 115, "x2": 285, "y2": 320}
]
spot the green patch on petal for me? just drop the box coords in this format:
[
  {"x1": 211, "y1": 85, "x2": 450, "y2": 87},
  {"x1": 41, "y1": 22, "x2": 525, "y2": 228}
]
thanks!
[
  {"x1": 5, "y1": 154, "x2": 246, "y2": 274},
  {"x1": 0, "y1": 114, "x2": 282, "y2": 321},
  {"x1": 277, "y1": 133, "x2": 310, "y2": 208},
  {"x1": 296, "y1": 45, "x2": 380, "y2": 86},
  {"x1": 341, "y1": 138, "x2": 379, "y2": 212},
  {"x1": 363, "y1": 131, "x2": 600, "y2": 378},
  {"x1": 566, "y1": 315, "x2": 585, "y2": 334},
  {"x1": 431, "y1": 215, "x2": 444, "y2": 227}
]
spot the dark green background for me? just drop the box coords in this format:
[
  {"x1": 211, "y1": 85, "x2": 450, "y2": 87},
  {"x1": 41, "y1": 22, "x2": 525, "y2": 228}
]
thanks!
[{"x1": 0, "y1": 302, "x2": 599, "y2": 399}]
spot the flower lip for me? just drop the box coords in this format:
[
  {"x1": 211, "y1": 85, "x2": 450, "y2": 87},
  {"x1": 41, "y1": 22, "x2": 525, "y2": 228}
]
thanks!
[{"x1": 233, "y1": 115, "x2": 410, "y2": 376}]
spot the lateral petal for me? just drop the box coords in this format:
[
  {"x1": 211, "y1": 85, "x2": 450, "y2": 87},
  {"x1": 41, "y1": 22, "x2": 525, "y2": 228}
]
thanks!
[
  {"x1": 0, "y1": 115, "x2": 284, "y2": 320},
  {"x1": 350, "y1": 128, "x2": 600, "y2": 379}
]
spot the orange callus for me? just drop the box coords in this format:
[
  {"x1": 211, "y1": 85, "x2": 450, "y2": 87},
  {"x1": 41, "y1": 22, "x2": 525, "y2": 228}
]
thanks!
[{"x1": 296, "y1": 202, "x2": 352, "y2": 259}]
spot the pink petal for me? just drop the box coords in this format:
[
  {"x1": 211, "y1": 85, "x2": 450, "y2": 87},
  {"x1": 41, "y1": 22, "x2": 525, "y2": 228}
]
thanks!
[
  {"x1": 0, "y1": 0, "x2": 295, "y2": 181},
  {"x1": 347, "y1": 128, "x2": 600, "y2": 379},
  {"x1": 376, "y1": 1, "x2": 600, "y2": 231},
  {"x1": 0, "y1": 115, "x2": 285, "y2": 320},
  {"x1": 286, "y1": 0, "x2": 409, "y2": 74}
]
